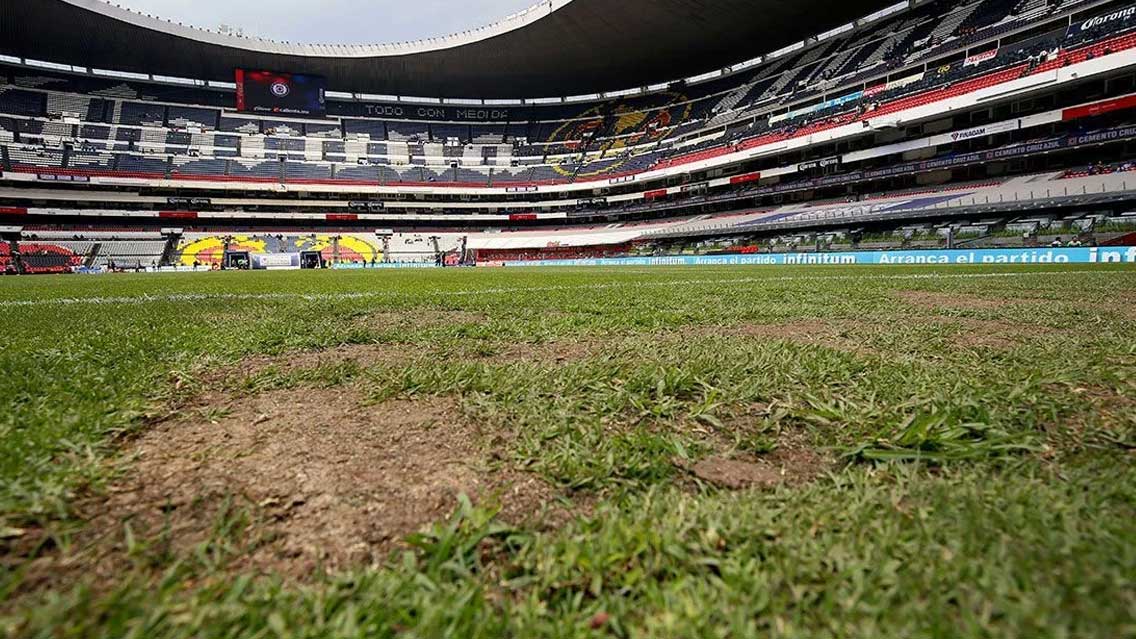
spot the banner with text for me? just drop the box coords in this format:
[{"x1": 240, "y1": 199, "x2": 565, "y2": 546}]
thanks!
[{"x1": 502, "y1": 247, "x2": 1136, "y2": 268}]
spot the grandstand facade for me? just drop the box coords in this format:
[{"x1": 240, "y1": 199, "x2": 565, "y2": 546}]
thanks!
[{"x1": 2, "y1": 0, "x2": 1136, "y2": 269}]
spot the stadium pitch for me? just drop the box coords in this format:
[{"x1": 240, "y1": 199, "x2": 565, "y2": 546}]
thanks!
[{"x1": 2, "y1": 264, "x2": 1134, "y2": 637}]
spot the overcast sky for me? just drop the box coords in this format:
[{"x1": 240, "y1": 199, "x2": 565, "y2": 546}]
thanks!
[{"x1": 115, "y1": 0, "x2": 540, "y2": 44}]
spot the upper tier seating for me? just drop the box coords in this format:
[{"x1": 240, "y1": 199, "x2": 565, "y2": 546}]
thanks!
[{"x1": 1, "y1": 0, "x2": 1131, "y2": 189}]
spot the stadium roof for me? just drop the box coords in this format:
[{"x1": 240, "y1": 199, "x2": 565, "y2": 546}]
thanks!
[{"x1": 1, "y1": 0, "x2": 901, "y2": 99}]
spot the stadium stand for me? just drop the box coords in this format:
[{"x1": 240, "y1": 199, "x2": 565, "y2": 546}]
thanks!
[{"x1": 0, "y1": 1, "x2": 1127, "y2": 183}]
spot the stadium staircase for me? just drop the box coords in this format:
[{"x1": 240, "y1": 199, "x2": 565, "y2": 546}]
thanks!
[
  {"x1": 706, "y1": 81, "x2": 758, "y2": 127},
  {"x1": 567, "y1": 161, "x2": 586, "y2": 183},
  {"x1": 794, "y1": 37, "x2": 849, "y2": 87},
  {"x1": 1100, "y1": 231, "x2": 1136, "y2": 246},
  {"x1": 407, "y1": 141, "x2": 423, "y2": 166},
  {"x1": 927, "y1": 2, "x2": 982, "y2": 43},
  {"x1": 746, "y1": 50, "x2": 808, "y2": 104},
  {"x1": 833, "y1": 41, "x2": 878, "y2": 76},
  {"x1": 240, "y1": 136, "x2": 263, "y2": 159},
  {"x1": 807, "y1": 45, "x2": 862, "y2": 92},
  {"x1": 302, "y1": 137, "x2": 321, "y2": 162},
  {"x1": 5, "y1": 236, "x2": 19, "y2": 272},
  {"x1": 86, "y1": 243, "x2": 102, "y2": 268},
  {"x1": 861, "y1": 28, "x2": 911, "y2": 68},
  {"x1": 954, "y1": 0, "x2": 1019, "y2": 35},
  {"x1": 344, "y1": 138, "x2": 367, "y2": 165},
  {"x1": 1012, "y1": 0, "x2": 1051, "y2": 21},
  {"x1": 770, "y1": 42, "x2": 838, "y2": 97},
  {"x1": 888, "y1": 16, "x2": 940, "y2": 62}
]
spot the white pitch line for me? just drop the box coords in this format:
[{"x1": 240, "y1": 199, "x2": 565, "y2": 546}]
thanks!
[{"x1": 0, "y1": 269, "x2": 1129, "y2": 309}]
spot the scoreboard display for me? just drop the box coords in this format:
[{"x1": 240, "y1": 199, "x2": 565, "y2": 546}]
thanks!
[{"x1": 235, "y1": 69, "x2": 326, "y2": 117}]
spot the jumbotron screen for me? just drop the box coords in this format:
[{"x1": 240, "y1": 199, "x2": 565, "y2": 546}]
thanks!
[{"x1": 235, "y1": 69, "x2": 326, "y2": 116}]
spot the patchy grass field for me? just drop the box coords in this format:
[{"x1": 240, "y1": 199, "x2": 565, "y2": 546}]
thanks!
[{"x1": 1, "y1": 264, "x2": 1134, "y2": 638}]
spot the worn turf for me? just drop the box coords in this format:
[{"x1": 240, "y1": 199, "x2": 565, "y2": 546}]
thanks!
[{"x1": 1, "y1": 265, "x2": 1134, "y2": 638}]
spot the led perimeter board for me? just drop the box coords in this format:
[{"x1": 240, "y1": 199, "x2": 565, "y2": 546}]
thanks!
[{"x1": 235, "y1": 69, "x2": 326, "y2": 116}]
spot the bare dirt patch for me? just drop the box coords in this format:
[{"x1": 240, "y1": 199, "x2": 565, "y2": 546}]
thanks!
[
  {"x1": 683, "y1": 320, "x2": 880, "y2": 355},
  {"x1": 351, "y1": 309, "x2": 489, "y2": 333},
  {"x1": 1105, "y1": 302, "x2": 1136, "y2": 321},
  {"x1": 677, "y1": 406, "x2": 832, "y2": 490},
  {"x1": 681, "y1": 316, "x2": 1062, "y2": 354},
  {"x1": 896, "y1": 290, "x2": 1016, "y2": 311},
  {"x1": 727, "y1": 320, "x2": 837, "y2": 341},
  {"x1": 685, "y1": 446, "x2": 829, "y2": 490},
  {"x1": 16, "y1": 386, "x2": 577, "y2": 591},
  {"x1": 234, "y1": 343, "x2": 426, "y2": 374},
  {"x1": 932, "y1": 317, "x2": 1057, "y2": 349},
  {"x1": 690, "y1": 457, "x2": 783, "y2": 489},
  {"x1": 1042, "y1": 383, "x2": 1136, "y2": 449},
  {"x1": 886, "y1": 289, "x2": 1063, "y2": 347},
  {"x1": 216, "y1": 337, "x2": 609, "y2": 388},
  {"x1": 453, "y1": 338, "x2": 608, "y2": 364}
]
